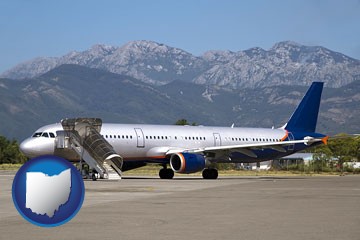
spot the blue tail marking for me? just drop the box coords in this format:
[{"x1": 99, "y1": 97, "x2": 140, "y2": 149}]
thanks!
[{"x1": 285, "y1": 82, "x2": 324, "y2": 133}]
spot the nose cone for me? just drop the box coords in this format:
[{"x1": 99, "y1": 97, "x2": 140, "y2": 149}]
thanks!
[
  {"x1": 20, "y1": 137, "x2": 55, "y2": 158},
  {"x1": 19, "y1": 138, "x2": 37, "y2": 158}
]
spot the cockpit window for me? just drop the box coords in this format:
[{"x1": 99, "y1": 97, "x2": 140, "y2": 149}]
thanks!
[
  {"x1": 32, "y1": 132, "x2": 56, "y2": 138},
  {"x1": 32, "y1": 132, "x2": 42, "y2": 137}
]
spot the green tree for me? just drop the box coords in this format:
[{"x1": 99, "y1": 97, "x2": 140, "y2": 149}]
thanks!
[
  {"x1": 312, "y1": 143, "x2": 334, "y2": 172},
  {"x1": 0, "y1": 136, "x2": 27, "y2": 164},
  {"x1": 311, "y1": 134, "x2": 360, "y2": 172},
  {"x1": 175, "y1": 119, "x2": 197, "y2": 126},
  {"x1": 327, "y1": 134, "x2": 358, "y2": 171},
  {"x1": 355, "y1": 136, "x2": 360, "y2": 161}
]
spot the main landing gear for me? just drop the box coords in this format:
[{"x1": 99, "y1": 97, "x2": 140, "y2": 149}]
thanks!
[
  {"x1": 158, "y1": 166, "x2": 218, "y2": 180},
  {"x1": 202, "y1": 168, "x2": 218, "y2": 179},
  {"x1": 159, "y1": 168, "x2": 174, "y2": 179}
]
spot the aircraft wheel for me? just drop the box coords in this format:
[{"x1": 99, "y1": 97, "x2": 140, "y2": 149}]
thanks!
[
  {"x1": 92, "y1": 173, "x2": 97, "y2": 181},
  {"x1": 159, "y1": 168, "x2": 174, "y2": 179},
  {"x1": 210, "y1": 168, "x2": 218, "y2": 179},
  {"x1": 202, "y1": 168, "x2": 218, "y2": 179},
  {"x1": 202, "y1": 169, "x2": 209, "y2": 179}
]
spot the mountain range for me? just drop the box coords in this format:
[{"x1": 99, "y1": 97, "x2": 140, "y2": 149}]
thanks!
[
  {"x1": 2, "y1": 41, "x2": 359, "y2": 89},
  {"x1": 1, "y1": 41, "x2": 359, "y2": 140},
  {"x1": 1, "y1": 63, "x2": 359, "y2": 141}
]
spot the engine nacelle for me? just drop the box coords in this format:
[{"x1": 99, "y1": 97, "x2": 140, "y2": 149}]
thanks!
[{"x1": 170, "y1": 153, "x2": 206, "y2": 174}]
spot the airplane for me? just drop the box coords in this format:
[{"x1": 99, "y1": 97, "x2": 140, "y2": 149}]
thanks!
[{"x1": 20, "y1": 82, "x2": 328, "y2": 179}]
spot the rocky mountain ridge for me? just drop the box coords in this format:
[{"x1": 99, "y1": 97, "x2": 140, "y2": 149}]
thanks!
[{"x1": 2, "y1": 41, "x2": 359, "y2": 89}]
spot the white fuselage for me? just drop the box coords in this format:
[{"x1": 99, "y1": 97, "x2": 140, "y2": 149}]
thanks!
[{"x1": 20, "y1": 122, "x2": 288, "y2": 162}]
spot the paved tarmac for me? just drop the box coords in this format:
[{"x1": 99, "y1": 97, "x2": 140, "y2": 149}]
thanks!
[{"x1": 0, "y1": 172, "x2": 359, "y2": 240}]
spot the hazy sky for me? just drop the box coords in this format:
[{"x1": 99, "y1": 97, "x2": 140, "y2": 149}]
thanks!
[{"x1": 1, "y1": 0, "x2": 359, "y2": 73}]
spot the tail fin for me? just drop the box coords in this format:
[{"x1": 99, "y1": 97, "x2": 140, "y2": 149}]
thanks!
[{"x1": 284, "y1": 82, "x2": 324, "y2": 133}]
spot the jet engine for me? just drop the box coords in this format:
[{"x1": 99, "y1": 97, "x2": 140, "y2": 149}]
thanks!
[{"x1": 170, "y1": 153, "x2": 206, "y2": 174}]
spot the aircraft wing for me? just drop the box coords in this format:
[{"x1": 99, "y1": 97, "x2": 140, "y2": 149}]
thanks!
[{"x1": 166, "y1": 138, "x2": 326, "y2": 158}]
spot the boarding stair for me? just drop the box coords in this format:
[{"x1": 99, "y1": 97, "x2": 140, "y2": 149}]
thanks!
[{"x1": 54, "y1": 118, "x2": 123, "y2": 180}]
